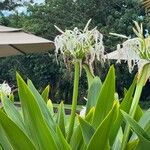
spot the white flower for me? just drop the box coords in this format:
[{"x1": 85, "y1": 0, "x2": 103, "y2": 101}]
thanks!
[
  {"x1": 0, "y1": 82, "x2": 11, "y2": 95},
  {"x1": 54, "y1": 19, "x2": 105, "y2": 73},
  {"x1": 79, "y1": 106, "x2": 86, "y2": 118},
  {"x1": 107, "y1": 21, "x2": 150, "y2": 75}
]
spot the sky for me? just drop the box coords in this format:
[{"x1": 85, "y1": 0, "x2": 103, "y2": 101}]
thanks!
[{"x1": 2, "y1": 0, "x2": 44, "y2": 16}]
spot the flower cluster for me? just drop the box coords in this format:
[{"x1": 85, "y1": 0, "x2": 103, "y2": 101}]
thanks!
[
  {"x1": 54, "y1": 19, "x2": 105, "y2": 73},
  {"x1": 109, "y1": 22, "x2": 150, "y2": 74}
]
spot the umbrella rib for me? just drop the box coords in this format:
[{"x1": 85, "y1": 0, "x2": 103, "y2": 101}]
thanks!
[{"x1": 9, "y1": 44, "x2": 26, "y2": 55}]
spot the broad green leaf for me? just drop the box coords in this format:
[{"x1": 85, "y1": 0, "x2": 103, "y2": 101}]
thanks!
[
  {"x1": 135, "y1": 137, "x2": 150, "y2": 150},
  {"x1": 78, "y1": 116, "x2": 95, "y2": 145},
  {"x1": 17, "y1": 74, "x2": 58, "y2": 150},
  {"x1": 41, "y1": 85, "x2": 50, "y2": 103},
  {"x1": 92, "y1": 65, "x2": 115, "y2": 128},
  {"x1": 109, "y1": 77, "x2": 136, "y2": 146},
  {"x1": 70, "y1": 108, "x2": 95, "y2": 149},
  {"x1": 112, "y1": 127, "x2": 123, "y2": 150},
  {"x1": 85, "y1": 107, "x2": 95, "y2": 123},
  {"x1": 86, "y1": 76, "x2": 102, "y2": 114},
  {"x1": 126, "y1": 140, "x2": 138, "y2": 150},
  {"x1": 0, "y1": 124, "x2": 13, "y2": 150},
  {"x1": 87, "y1": 102, "x2": 119, "y2": 150},
  {"x1": 56, "y1": 102, "x2": 66, "y2": 137},
  {"x1": 121, "y1": 110, "x2": 150, "y2": 149},
  {"x1": 70, "y1": 126, "x2": 84, "y2": 150},
  {"x1": 83, "y1": 64, "x2": 94, "y2": 89},
  {"x1": 1, "y1": 93, "x2": 25, "y2": 131},
  {"x1": 121, "y1": 110, "x2": 150, "y2": 142},
  {"x1": 130, "y1": 107, "x2": 150, "y2": 141},
  {"x1": 0, "y1": 109, "x2": 36, "y2": 150},
  {"x1": 27, "y1": 79, "x2": 55, "y2": 130},
  {"x1": 134, "y1": 105, "x2": 143, "y2": 122},
  {"x1": 138, "y1": 108, "x2": 150, "y2": 131},
  {"x1": 56, "y1": 126, "x2": 71, "y2": 150}
]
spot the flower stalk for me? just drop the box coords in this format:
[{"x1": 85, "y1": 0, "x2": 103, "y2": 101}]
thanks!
[
  {"x1": 121, "y1": 64, "x2": 150, "y2": 150},
  {"x1": 67, "y1": 61, "x2": 80, "y2": 142}
]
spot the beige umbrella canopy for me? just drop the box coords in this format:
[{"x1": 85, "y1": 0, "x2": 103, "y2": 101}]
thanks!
[
  {"x1": 105, "y1": 49, "x2": 129, "y2": 60},
  {"x1": 0, "y1": 25, "x2": 54, "y2": 57}
]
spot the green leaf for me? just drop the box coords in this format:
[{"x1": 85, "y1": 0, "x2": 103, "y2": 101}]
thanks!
[
  {"x1": 112, "y1": 127, "x2": 123, "y2": 150},
  {"x1": 121, "y1": 110, "x2": 150, "y2": 149},
  {"x1": 47, "y1": 99, "x2": 54, "y2": 115},
  {"x1": 17, "y1": 73, "x2": 58, "y2": 150},
  {"x1": 92, "y1": 65, "x2": 115, "y2": 128},
  {"x1": 86, "y1": 76, "x2": 102, "y2": 114},
  {"x1": 1, "y1": 93, "x2": 25, "y2": 131},
  {"x1": 27, "y1": 79, "x2": 55, "y2": 130},
  {"x1": 130, "y1": 107, "x2": 150, "y2": 141},
  {"x1": 56, "y1": 126, "x2": 71, "y2": 150},
  {"x1": 0, "y1": 109, "x2": 36, "y2": 150},
  {"x1": 126, "y1": 140, "x2": 138, "y2": 150},
  {"x1": 41, "y1": 85, "x2": 50, "y2": 103},
  {"x1": 134, "y1": 105, "x2": 143, "y2": 122},
  {"x1": 85, "y1": 107, "x2": 95, "y2": 123},
  {"x1": 70, "y1": 126, "x2": 84, "y2": 150},
  {"x1": 0, "y1": 124, "x2": 13, "y2": 150},
  {"x1": 121, "y1": 108, "x2": 150, "y2": 150},
  {"x1": 78, "y1": 116, "x2": 95, "y2": 145},
  {"x1": 87, "y1": 101, "x2": 119, "y2": 150},
  {"x1": 70, "y1": 108, "x2": 95, "y2": 150},
  {"x1": 109, "y1": 77, "x2": 136, "y2": 146},
  {"x1": 135, "y1": 137, "x2": 150, "y2": 150},
  {"x1": 56, "y1": 102, "x2": 66, "y2": 137}
]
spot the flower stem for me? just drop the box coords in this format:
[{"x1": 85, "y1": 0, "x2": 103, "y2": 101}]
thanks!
[
  {"x1": 67, "y1": 61, "x2": 80, "y2": 143},
  {"x1": 121, "y1": 64, "x2": 149, "y2": 150}
]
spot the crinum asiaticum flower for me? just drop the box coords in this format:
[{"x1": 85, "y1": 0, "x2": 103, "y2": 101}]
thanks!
[
  {"x1": 54, "y1": 19, "x2": 105, "y2": 74},
  {"x1": 109, "y1": 21, "x2": 150, "y2": 80}
]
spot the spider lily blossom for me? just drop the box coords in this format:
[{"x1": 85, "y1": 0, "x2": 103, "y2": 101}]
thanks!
[
  {"x1": 54, "y1": 19, "x2": 105, "y2": 73},
  {"x1": 107, "y1": 22, "x2": 150, "y2": 82}
]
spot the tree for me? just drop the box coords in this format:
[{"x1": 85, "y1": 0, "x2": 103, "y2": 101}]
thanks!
[{"x1": 1, "y1": 0, "x2": 150, "y2": 103}]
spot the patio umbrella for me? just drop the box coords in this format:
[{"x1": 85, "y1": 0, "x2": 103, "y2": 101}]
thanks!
[
  {"x1": 105, "y1": 49, "x2": 129, "y2": 60},
  {"x1": 0, "y1": 25, "x2": 54, "y2": 57}
]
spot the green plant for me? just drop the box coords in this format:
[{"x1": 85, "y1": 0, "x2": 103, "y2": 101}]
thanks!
[
  {"x1": 0, "y1": 20, "x2": 150, "y2": 150},
  {"x1": 0, "y1": 65, "x2": 149, "y2": 150}
]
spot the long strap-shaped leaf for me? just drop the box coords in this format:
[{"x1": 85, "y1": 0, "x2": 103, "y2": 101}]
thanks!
[
  {"x1": 27, "y1": 79, "x2": 66, "y2": 149},
  {"x1": 0, "y1": 124, "x2": 13, "y2": 150},
  {"x1": 78, "y1": 116, "x2": 95, "y2": 145},
  {"x1": 86, "y1": 76, "x2": 102, "y2": 115},
  {"x1": 70, "y1": 108, "x2": 95, "y2": 150},
  {"x1": 41, "y1": 85, "x2": 50, "y2": 103},
  {"x1": 121, "y1": 110, "x2": 150, "y2": 149},
  {"x1": 27, "y1": 79, "x2": 55, "y2": 130},
  {"x1": 1, "y1": 93, "x2": 25, "y2": 132},
  {"x1": 87, "y1": 102, "x2": 119, "y2": 150},
  {"x1": 56, "y1": 102, "x2": 66, "y2": 137},
  {"x1": 17, "y1": 74, "x2": 58, "y2": 150},
  {"x1": 0, "y1": 109, "x2": 36, "y2": 150},
  {"x1": 110, "y1": 76, "x2": 137, "y2": 146},
  {"x1": 92, "y1": 65, "x2": 115, "y2": 128}
]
